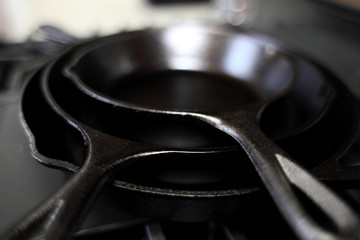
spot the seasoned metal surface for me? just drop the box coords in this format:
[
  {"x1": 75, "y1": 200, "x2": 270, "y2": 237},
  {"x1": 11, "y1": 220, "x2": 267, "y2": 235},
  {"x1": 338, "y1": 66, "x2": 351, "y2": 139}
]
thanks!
[
  {"x1": 64, "y1": 24, "x2": 360, "y2": 240},
  {"x1": 2, "y1": 23, "x2": 359, "y2": 240}
]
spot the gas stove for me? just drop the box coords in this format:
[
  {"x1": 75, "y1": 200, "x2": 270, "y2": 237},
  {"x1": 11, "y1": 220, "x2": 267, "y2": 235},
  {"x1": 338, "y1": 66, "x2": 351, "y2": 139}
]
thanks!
[{"x1": 1, "y1": 2, "x2": 360, "y2": 240}]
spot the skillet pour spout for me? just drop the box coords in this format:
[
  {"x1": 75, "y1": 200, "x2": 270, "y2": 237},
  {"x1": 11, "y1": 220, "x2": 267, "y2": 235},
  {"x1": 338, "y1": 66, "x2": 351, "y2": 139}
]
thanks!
[{"x1": 64, "y1": 24, "x2": 360, "y2": 240}]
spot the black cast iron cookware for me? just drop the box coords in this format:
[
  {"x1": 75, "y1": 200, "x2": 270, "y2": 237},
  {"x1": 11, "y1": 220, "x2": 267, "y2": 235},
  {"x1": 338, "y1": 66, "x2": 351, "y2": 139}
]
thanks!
[
  {"x1": 46, "y1": 37, "x2": 360, "y2": 191},
  {"x1": 5, "y1": 36, "x2": 259, "y2": 239},
  {"x1": 4, "y1": 24, "x2": 360, "y2": 240},
  {"x1": 6, "y1": 69, "x2": 238, "y2": 240},
  {"x1": 64, "y1": 24, "x2": 360, "y2": 240}
]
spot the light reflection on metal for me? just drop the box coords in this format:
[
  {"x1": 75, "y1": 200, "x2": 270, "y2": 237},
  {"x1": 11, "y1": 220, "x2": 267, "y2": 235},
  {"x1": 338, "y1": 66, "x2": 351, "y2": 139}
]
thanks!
[
  {"x1": 163, "y1": 25, "x2": 209, "y2": 58},
  {"x1": 166, "y1": 57, "x2": 206, "y2": 71},
  {"x1": 222, "y1": 37, "x2": 262, "y2": 80}
]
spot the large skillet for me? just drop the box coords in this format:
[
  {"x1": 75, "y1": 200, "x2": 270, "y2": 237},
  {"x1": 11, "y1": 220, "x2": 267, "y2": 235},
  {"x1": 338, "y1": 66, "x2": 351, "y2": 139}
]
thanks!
[
  {"x1": 4, "y1": 24, "x2": 360, "y2": 240},
  {"x1": 5, "y1": 42, "x2": 258, "y2": 239}
]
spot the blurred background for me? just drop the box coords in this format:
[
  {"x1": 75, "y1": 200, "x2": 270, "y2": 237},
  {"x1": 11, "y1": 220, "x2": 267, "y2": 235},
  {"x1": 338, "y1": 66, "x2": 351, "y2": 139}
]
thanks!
[
  {"x1": 0, "y1": 0, "x2": 359, "y2": 93},
  {"x1": 1, "y1": 0, "x2": 358, "y2": 94},
  {"x1": 0, "y1": 0, "x2": 358, "y2": 42},
  {"x1": 0, "y1": 0, "x2": 217, "y2": 43}
]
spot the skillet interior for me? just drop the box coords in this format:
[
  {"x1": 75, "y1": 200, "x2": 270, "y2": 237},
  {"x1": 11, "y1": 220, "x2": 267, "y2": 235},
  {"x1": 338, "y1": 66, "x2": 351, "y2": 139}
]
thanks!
[
  {"x1": 43, "y1": 52, "x2": 260, "y2": 193},
  {"x1": 66, "y1": 25, "x2": 334, "y2": 140}
]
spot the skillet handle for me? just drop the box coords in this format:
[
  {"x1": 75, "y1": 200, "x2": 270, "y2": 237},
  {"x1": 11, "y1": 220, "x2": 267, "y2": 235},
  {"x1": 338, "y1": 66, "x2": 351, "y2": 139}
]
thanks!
[
  {"x1": 1, "y1": 129, "x2": 149, "y2": 240},
  {"x1": 1, "y1": 126, "x2": 174, "y2": 240},
  {"x1": 196, "y1": 111, "x2": 360, "y2": 240},
  {"x1": 1, "y1": 162, "x2": 109, "y2": 240}
]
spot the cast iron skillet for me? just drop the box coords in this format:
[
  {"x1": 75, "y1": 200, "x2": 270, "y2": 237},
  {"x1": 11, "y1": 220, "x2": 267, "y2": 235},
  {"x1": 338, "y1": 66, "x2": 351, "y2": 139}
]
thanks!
[
  {"x1": 64, "y1": 24, "x2": 360, "y2": 240},
  {"x1": 7, "y1": 72, "x2": 239, "y2": 240},
  {"x1": 4, "y1": 24, "x2": 360, "y2": 240}
]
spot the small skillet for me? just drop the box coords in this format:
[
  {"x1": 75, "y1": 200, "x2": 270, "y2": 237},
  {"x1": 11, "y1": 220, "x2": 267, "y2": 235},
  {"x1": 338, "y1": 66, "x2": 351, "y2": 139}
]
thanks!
[{"x1": 64, "y1": 24, "x2": 360, "y2": 240}]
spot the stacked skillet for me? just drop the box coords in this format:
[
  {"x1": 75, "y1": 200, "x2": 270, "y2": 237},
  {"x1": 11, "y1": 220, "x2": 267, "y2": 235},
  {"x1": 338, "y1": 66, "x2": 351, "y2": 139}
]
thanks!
[{"x1": 4, "y1": 24, "x2": 360, "y2": 240}]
